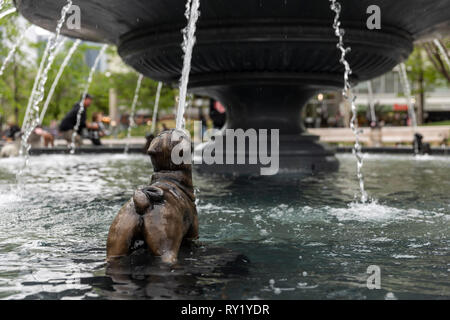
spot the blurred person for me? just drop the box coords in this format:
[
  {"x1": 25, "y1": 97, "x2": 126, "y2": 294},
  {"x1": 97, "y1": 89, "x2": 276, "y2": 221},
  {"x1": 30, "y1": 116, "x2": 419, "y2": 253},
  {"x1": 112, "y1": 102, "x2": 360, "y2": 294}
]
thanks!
[
  {"x1": 48, "y1": 120, "x2": 59, "y2": 138},
  {"x1": 88, "y1": 112, "x2": 109, "y2": 146},
  {"x1": 59, "y1": 94, "x2": 98, "y2": 147},
  {"x1": 2, "y1": 119, "x2": 21, "y2": 141},
  {"x1": 209, "y1": 99, "x2": 226, "y2": 129},
  {"x1": 0, "y1": 140, "x2": 20, "y2": 157},
  {"x1": 0, "y1": 119, "x2": 21, "y2": 157},
  {"x1": 34, "y1": 126, "x2": 55, "y2": 148},
  {"x1": 199, "y1": 112, "x2": 207, "y2": 135}
]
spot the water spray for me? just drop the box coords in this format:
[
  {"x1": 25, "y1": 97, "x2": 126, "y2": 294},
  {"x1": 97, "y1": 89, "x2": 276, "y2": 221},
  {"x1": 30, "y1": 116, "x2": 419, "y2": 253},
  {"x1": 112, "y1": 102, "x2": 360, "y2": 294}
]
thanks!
[
  {"x1": 433, "y1": 39, "x2": 450, "y2": 70},
  {"x1": 151, "y1": 82, "x2": 163, "y2": 134},
  {"x1": 175, "y1": 0, "x2": 201, "y2": 130},
  {"x1": 70, "y1": 44, "x2": 108, "y2": 154},
  {"x1": 16, "y1": 0, "x2": 73, "y2": 190},
  {"x1": 40, "y1": 39, "x2": 82, "y2": 124},
  {"x1": 124, "y1": 74, "x2": 144, "y2": 154},
  {"x1": 398, "y1": 63, "x2": 420, "y2": 155},
  {"x1": 0, "y1": 7, "x2": 16, "y2": 20},
  {"x1": 329, "y1": 0, "x2": 368, "y2": 203},
  {"x1": 0, "y1": 26, "x2": 32, "y2": 76}
]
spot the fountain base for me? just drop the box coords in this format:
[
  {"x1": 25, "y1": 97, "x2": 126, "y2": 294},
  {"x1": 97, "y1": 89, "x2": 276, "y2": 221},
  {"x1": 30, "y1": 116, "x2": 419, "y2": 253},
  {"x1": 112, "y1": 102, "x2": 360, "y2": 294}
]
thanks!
[
  {"x1": 192, "y1": 84, "x2": 339, "y2": 175},
  {"x1": 194, "y1": 134, "x2": 339, "y2": 176}
]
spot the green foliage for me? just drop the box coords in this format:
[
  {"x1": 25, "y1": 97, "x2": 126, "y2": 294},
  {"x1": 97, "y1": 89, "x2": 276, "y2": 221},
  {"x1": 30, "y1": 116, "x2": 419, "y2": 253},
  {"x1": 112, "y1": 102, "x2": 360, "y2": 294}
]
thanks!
[
  {"x1": 0, "y1": 13, "x2": 36, "y2": 124},
  {"x1": 405, "y1": 45, "x2": 450, "y2": 95},
  {"x1": 0, "y1": 17, "x2": 178, "y2": 128},
  {"x1": 422, "y1": 120, "x2": 450, "y2": 126},
  {"x1": 41, "y1": 44, "x2": 178, "y2": 126},
  {"x1": 114, "y1": 124, "x2": 152, "y2": 139}
]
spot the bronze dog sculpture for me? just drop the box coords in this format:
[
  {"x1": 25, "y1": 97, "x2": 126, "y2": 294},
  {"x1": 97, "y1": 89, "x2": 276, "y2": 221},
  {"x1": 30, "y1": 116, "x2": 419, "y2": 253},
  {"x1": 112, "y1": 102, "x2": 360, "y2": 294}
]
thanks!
[{"x1": 107, "y1": 130, "x2": 198, "y2": 264}]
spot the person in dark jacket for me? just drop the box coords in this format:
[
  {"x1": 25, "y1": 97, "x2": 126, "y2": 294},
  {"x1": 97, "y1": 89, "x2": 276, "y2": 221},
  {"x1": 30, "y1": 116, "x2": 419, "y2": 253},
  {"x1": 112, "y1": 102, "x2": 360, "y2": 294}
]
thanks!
[
  {"x1": 59, "y1": 94, "x2": 97, "y2": 146},
  {"x1": 2, "y1": 120, "x2": 21, "y2": 141}
]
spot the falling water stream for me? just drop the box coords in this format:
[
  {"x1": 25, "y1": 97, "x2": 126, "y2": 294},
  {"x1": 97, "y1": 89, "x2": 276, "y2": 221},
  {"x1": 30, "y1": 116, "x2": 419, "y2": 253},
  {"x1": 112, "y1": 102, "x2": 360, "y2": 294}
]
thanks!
[
  {"x1": 70, "y1": 44, "x2": 108, "y2": 154},
  {"x1": 329, "y1": 0, "x2": 368, "y2": 203},
  {"x1": 21, "y1": 33, "x2": 67, "y2": 126},
  {"x1": 22, "y1": 35, "x2": 68, "y2": 145},
  {"x1": 124, "y1": 74, "x2": 144, "y2": 154},
  {"x1": 21, "y1": 36, "x2": 66, "y2": 128},
  {"x1": 433, "y1": 39, "x2": 450, "y2": 70},
  {"x1": 398, "y1": 63, "x2": 418, "y2": 131},
  {"x1": 151, "y1": 82, "x2": 163, "y2": 134},
  {"x1": 398, "y1": 63, "x2": 420, "y2": 154},
  {"x1": 175, "y1": 0, "x2": 201, "y2": 130},
  {"x1": 16, "y1": 0, "x2": 73, "y2": 189},
  {"x1": 367, "y1": 81, "x2": 377, "y2": 123},
  {"x1": 0, "y1": 25, "x2": 31, "y2": 76},
  {"x1": 22, "y1": 40, "x2": 51, "y2": 131},
  {"x1": 0, "y1": 0, "x2": 11, "y2": 12},
  {"x1": 0, "y1": 0, "x2": 8, "y2": 12},
  {"x1": 0, "y1": 6, "x2": 15, "y2": 20},
  {"x1": 39, "y1": 39, "x2": 82, "y2": 124},
  {"x1": 19, "y1": 36, "x2": 69, "y2": 147}
]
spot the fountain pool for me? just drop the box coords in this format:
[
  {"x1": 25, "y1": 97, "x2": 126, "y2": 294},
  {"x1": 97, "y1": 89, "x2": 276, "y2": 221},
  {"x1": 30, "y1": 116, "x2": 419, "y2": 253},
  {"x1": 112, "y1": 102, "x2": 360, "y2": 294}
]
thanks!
[{"x1": 0, "y1": 154, "x2": 448, "y2": 299}]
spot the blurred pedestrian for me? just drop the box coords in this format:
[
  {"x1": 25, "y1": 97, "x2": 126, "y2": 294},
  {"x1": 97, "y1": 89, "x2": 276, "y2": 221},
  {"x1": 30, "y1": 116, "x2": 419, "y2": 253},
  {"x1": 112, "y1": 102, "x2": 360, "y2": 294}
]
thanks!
[
  {"x1": 34, "y1": 126, "x2": 54, "y2": 148},
  {"x1": 59, "y1": 94, "x2": 97, "y2": 147},
  {"x1": 2, "y1": 119, "x2": 21, "y2": 141},
  {"x1": 88, "y1": 112, "x2": 109, "y2": 146}
]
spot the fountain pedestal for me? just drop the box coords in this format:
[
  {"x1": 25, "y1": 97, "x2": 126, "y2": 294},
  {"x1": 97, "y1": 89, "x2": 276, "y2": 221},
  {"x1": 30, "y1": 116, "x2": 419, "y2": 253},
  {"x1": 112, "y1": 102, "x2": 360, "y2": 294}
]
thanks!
[{"x1": 193, "y1": 84, "x2": 339, "y2": 175}]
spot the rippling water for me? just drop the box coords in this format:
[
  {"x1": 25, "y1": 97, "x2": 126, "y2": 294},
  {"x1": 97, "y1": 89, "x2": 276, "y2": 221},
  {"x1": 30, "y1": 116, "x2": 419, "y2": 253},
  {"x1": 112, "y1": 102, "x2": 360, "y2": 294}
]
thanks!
[{"x1": 0, "y1": 154, "x2": 448, "y2": 300}]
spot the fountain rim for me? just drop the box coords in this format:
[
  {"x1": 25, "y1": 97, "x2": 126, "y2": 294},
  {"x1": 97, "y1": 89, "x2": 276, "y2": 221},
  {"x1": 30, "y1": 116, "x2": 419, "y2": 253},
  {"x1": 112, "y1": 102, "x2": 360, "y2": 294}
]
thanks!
[{"x1": 118, "y1": 22, "x2": 412, "y2": 88}]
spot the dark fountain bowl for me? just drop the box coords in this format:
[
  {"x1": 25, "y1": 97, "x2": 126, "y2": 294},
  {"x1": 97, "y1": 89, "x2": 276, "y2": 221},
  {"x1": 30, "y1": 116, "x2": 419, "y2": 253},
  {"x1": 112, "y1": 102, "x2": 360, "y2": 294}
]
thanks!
[{"x1": 15, "y1": 0, "x2": 450, "y2": 175}]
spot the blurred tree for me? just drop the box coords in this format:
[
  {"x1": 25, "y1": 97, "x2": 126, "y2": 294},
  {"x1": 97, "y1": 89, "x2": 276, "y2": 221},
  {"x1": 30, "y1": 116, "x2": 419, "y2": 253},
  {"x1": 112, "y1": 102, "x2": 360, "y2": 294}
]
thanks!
[
  {"x1": 40, "y1": 45, "x2": 178, "y2": 127},
  {"x1": 0, "y1": 13, "x2": 36, "y2": 127},
  {"x1": 422, "y1": 39, "x2": 450, "y2": 82},
  {"x1": 405, "y1": 40, "x2": 449, "y2": 124},
  {"x1": 0, "y1": 13, "x2": 178, "y2": 132}
]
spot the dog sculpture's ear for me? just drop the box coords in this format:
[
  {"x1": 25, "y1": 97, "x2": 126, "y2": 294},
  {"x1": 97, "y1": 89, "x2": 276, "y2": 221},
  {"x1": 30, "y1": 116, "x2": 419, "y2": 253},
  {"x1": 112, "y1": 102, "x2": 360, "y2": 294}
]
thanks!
[
  {"x1": 144, "y1": 134, "x2": 155, "y2": 154},
  {"x1": 147, "y1": 134, "x2": 160, "y2": 157}
]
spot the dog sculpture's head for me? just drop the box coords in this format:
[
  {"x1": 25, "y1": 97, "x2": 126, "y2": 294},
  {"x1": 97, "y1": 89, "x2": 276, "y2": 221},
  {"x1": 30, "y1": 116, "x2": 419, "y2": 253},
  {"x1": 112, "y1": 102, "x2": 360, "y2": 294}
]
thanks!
[{"x1": 147, "y1": 129, "x2": 192, "y2": 172}]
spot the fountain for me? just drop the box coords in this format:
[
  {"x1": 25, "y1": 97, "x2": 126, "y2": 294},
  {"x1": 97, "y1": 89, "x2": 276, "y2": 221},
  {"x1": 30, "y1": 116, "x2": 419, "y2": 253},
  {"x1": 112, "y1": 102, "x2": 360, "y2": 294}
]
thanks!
[
  {"x1": 0, "y1": 0, "x2": 449, "y2": 300},
  {"x1": 14, "y1": 0, "x2": 450, "y2": 174}
]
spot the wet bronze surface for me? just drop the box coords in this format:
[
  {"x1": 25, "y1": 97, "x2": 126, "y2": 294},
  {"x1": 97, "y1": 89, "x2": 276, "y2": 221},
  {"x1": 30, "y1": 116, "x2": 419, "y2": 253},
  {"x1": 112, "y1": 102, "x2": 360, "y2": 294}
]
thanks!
[{"x1": 107, "y1": 130, "x2": 198, "y2": 264}]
